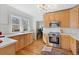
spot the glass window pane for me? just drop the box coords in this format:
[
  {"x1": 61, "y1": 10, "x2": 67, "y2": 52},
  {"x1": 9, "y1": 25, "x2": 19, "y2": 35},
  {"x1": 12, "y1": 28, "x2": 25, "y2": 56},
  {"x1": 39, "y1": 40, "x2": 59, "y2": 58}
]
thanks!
[
  {"x1": 22, "y1": 18, "x2": 28, "y2": 31},
  {"x1": 12, "y1": 25, "x2": 20, "y2": 32},
  {"x1": 12, "y1": 16, "x2": 20, "y2": 24}
]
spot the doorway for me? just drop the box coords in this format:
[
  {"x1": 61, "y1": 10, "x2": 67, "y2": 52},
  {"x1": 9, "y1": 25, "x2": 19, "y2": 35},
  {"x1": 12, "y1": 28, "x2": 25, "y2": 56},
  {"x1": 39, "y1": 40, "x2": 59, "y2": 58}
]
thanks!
[{"x1": 36, "y1": 21, "x2": 43, "y2": 40}]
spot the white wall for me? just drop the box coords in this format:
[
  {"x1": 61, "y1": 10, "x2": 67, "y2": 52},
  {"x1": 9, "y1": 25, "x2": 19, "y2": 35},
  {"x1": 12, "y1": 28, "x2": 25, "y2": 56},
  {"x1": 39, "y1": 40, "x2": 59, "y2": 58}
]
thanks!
[
  {"x1": 8, "y1": 4, "x2": 44, "y2": 21},
  {"x1": 0, "y1": 4, "x2": 34, "y2": 35},
  {"x1": 8, "y1": 4, "x2": 43, "y2": 37}
]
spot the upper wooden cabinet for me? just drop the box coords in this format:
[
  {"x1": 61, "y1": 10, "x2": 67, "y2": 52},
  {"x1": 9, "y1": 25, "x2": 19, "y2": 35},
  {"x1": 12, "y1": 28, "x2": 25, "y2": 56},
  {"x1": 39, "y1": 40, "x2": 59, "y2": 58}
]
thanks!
[
  {"x1": 44, "y1": 14, "x2": 51, "y2": 27},
  {"x1": 44, "y1": 10, "x2": 70, "y2": 28},
  {"x1": 55, "y1": 10, "x2": 70, "y2": 27},
  {"x1": 70, "y1": 6, "x2": 79, "y2": 28}
]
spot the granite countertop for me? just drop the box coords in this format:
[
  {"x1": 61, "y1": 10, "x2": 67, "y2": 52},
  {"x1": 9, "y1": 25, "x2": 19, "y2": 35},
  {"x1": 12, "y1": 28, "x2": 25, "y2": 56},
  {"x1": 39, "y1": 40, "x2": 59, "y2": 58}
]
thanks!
[
  {"x1": 43, "y1": 28, "x2": 79, "y2": 41},
  {"x1": 0, "y1": 32, "x2": 33, "y2": 48},
  {"x1": 0, "y1": 37, "x2": 17, "y2": 48},
  {"x1": 5, "y1": 31, "x2": 33, "y2": 37},
  {"x1": 60, "y1": 28, "x2": 79, "y2": 41},
  {"x1": 61, "y1": 33, "x2": 79, "y2": 41},
  {"x1": 0, "y1": 31, "x2": 33, "y2": 48},
  {"x1": 43, "y1": 28, "x2": 61, "y2": 33}
]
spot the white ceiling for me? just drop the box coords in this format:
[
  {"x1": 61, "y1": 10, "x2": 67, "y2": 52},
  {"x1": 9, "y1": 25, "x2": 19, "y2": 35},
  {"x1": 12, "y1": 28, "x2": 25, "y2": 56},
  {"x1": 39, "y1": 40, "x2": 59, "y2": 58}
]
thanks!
[
  {"x1": 8, "y1": 4, "x2": 77, "y2": 21},
  {"x1": 37, "y1": 4, "x2": 77, "y2": 13}
]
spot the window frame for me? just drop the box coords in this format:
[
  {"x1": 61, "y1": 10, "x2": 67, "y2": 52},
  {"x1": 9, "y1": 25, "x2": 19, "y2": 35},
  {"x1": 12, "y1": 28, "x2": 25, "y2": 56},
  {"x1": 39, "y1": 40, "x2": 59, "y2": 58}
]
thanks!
[
  {"x1": 10, "y1": 15, "x2": 22, "y2": 33},
  {"x1": 22, "y1": 17, "x2": 29, "y2": 31},
  {"x1": 10, "y1": 14, "x2": 29, "y2": 33}
]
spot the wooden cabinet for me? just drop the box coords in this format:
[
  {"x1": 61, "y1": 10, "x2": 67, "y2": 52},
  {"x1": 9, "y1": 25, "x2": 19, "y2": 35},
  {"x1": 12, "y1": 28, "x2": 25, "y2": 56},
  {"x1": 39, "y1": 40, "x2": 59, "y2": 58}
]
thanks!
[
  {"x1": 44, "y1": 10, "x2": 70, "y2": 28},
  {"x1": 0, "y1": 43, "x2": 16, "y2": 55},
  {"x1": 70, "y1": 38, "x2": 79, "y2": 55},
  {"x1": 19, "y1": 35, "x2": 25, "y2": 49},
  {"x1": 11, "y1": 36, "x2": 20, "y2": 51},
  {"x1": 61, "y1": 35, "x2": 77, "y2": 55},
  {"x1": 76, "y1": 40, "x2": 79, "y2": 55},
  {"x1": 61, "y1": 35, "x2": 70, "y2": 50},
  {"x1": 24, "y1": 33, "x2": 33, "y2": 46},
  {"x1": 10, "y1": 33, "x2": 33, "y2": 51},
  {"x1": 55, "y1": 10, "x2": 70, "y2": 27},
  {"x1": 69, "y1": 37, "x2": 76, "y2": 55},
  {"x1": 44, "y1": 14, "x2": 50, "y2": 27},
  {"x1": 70, "y1": 6, "x2": 79, "y2": 28}
]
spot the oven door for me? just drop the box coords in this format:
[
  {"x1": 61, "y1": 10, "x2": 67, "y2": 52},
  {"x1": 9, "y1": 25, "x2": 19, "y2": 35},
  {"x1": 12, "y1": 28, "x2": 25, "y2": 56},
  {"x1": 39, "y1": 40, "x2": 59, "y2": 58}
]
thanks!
[{"x1": 49, "y1": 35, "x2": 59, "y2": 44}]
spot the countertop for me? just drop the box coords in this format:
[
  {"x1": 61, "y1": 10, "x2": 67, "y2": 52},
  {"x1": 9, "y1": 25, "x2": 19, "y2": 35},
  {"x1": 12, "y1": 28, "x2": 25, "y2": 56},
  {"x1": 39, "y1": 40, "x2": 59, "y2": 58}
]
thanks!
[
  {"x1": 0, "y1": 31, "x2": 33, "y2": 48},
  {"x1": 43, "y1": 28, "x2": 61, "y2": 33},
  {"x1": 61, "y1": 33, "x2": 79, "y2": 41},
  {"x1": 5, "y1": 31, "x2": 33, "y2": 37},
  {"x1": 0, "y1": 37, "x2": 17, "y2": 48},
  {"x1": 60, "y1": 28, "x2": 79, "y2": 41}
]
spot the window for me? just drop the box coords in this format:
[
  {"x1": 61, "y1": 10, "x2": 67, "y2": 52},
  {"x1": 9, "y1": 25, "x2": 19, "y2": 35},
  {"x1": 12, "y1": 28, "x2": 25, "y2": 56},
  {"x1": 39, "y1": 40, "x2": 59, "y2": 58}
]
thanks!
[
  {"x1": 10, "y1": 15, "x2": 29, "y2": 32},
  {"x1": 10, "y1": 15, "x2": 21, "y2": 32},
  {"x1": 22, "y1": 18, "x2": 28, "y2": 31}
]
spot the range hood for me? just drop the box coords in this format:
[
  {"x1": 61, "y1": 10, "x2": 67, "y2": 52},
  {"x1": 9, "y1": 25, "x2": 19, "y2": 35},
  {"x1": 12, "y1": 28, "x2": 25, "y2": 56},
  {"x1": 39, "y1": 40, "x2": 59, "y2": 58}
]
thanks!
[{"x1": 49, "y1": 21, "x2": 60, "y2": 28}]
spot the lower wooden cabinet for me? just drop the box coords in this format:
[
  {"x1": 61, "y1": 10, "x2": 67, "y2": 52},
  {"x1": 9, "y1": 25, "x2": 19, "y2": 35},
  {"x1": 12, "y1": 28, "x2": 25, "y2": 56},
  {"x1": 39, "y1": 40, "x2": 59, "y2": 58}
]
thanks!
[
  {"x1": 61, "y1": 35, "x2": 70, "y2": 50},
  {"x1": 24, "y1": 34, "x2": 33, "y2": 46},
  {"x1": 61, "y1": 35, "x2": 78, "y2": 55},
  {"x1": 10, "y1": 33, "x2": 33, "y2": 51},
  {"x1": 70, "y1": 37, "x2": 76, "y2": 55},
  {"x1": 76, "y1": 40, "x2": 79, "y2": 55},
  {"x1": 19, "y1": 35, "x2": 25, "y2": 50},
  {"x1": 10, "y1": 36, "x2": 20, "y2": 51},
  {"x1": 0, "y1": 43, "x2": 16, "y2": 55}
]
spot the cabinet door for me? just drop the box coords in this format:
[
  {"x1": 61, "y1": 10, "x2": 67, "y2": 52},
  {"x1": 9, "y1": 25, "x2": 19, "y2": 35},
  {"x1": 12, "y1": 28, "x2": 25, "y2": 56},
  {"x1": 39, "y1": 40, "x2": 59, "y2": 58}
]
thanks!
[
  {"x1": 49, "y1": 13, "x2": 55, "y2": 22},
  {"x1": 19, "y1": 35, "x2": 25, "y2": 49},
  {"x1": 24, "y1": 34, "x2": 28, "y2": 46},
  {"x1": 55, "y1": 10, "x2": 70, "y2": 27},
  {"x1": 70, "y1": 37, "x2": 76, "y2": 55},
  {"x1": 10, "y1": 36, "x2": 20, "y2": 51},
  {"x1": 76, "y1": 40, "x2": 79, "y2": 55},
  {"x1": 61, "y1": 35, "x2": 70, "y2": 50},
  {"x1": 44, "y1": 14, "x2": 50, "y2": 27},
  {"x1": 0, "y1": 44, "x2": 16, "y2": 55},
  {"x1": 44, "y1": 10, "x2": 70, "y2": 28},
  {"x1": 24, "y1": 34, "x2": 33, "y2": 46},
  {"x1": 70, "y1": 6, "x2": 79, "y2": 28}
]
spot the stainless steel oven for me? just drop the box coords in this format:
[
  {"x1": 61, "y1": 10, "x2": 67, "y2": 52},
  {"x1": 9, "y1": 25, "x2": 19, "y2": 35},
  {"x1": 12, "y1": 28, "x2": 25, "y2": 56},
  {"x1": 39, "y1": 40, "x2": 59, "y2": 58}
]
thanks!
[{"x1": 48, "y1": 32, "x2": 60, "y2": 48}]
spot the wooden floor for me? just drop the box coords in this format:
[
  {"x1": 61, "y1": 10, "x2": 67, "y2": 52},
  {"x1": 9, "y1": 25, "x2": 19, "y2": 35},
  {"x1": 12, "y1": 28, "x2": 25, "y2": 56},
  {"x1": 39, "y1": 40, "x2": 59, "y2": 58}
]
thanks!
[
  {"x1": 16, "y1": 38, "x2": 45, "y2": 55},
  {"x1": 16, "y1": 38, "x2": 73, "y2": 55}
]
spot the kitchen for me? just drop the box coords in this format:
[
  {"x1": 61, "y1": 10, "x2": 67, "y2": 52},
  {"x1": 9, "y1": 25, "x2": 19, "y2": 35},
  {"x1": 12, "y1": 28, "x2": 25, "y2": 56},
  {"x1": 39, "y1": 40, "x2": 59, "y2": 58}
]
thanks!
[{"x1": 0, "y1": 4, "x2": 79, "y2": 55}]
